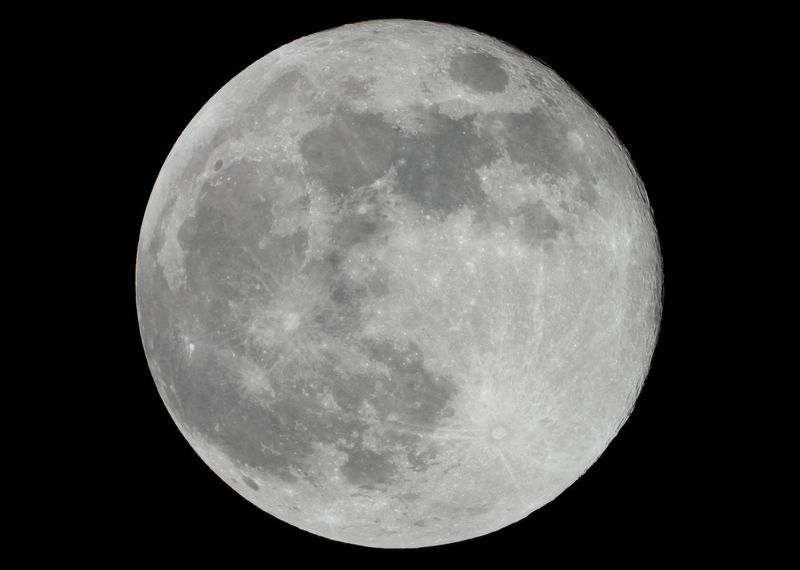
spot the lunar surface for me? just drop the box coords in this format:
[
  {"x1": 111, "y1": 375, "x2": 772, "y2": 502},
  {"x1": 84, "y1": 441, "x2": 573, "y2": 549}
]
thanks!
[{"x1": 136, "y1": 20, "x2": 662, "y2": 548}]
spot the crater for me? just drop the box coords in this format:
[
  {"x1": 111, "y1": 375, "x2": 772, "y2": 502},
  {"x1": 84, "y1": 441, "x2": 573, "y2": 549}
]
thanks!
[
  {"x1": 329, "y1": 371, "x2": 378, "y2": 413},
  {"x1": 242, "y1": 475, "x2": 260, "y2": 490},
  {"x1": 491, "y1": 426, "x2": 508, "y2": 440},
  {"x1": 449, "y1": 50, "x2": 509, "y2": 93},
  {"x1": 407, "y1": 441, "x2": 438, "y2": 472}
]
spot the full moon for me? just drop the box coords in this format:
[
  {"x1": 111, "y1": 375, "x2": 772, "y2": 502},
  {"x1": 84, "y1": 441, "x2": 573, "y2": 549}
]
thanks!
[{"x1": 136, "y1": 20, "x2": 662, "y2": 548}]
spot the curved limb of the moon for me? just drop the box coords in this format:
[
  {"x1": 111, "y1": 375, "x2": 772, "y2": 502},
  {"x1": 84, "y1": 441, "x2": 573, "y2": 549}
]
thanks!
[{"x1": 136, "y1": 19, "x2": 662, "y2": 548}]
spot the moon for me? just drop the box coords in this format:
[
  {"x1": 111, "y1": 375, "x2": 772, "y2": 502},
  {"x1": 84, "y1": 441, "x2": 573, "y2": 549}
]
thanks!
[{"x1": 136, "y1": 19, "x2": 662, "y2": 548}]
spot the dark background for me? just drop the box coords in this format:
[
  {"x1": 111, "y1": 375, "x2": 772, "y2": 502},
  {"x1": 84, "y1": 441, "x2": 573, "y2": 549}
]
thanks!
[{"x1": 72, "y1": 5, "x2": 743, "y2": 565}]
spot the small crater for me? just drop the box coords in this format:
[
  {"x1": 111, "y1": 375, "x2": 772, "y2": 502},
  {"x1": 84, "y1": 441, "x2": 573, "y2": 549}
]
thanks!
[
  {"x1": 467, "y1": 502, "x2": 494, "y2": 516},
  {"x1": 329, "y1": 280, "x2": 369, "y2": 308},
  {"x1": 366, "y1": 273, "x2": 389, "y2": 297},
  {"x1": 527, "y1": 72, "x2": 546, "y2": 90},
  {"x1": 242, "y1": 475, "x2": 260, "y2": 490},
  {"x1": 574, "y1": 181, "x2": 598, "y2": 208}
]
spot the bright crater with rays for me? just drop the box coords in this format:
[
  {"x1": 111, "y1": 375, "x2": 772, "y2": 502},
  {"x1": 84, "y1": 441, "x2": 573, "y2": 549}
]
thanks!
[{"x1": 136, "y1": 19, "x2": 662, "y2": 548}]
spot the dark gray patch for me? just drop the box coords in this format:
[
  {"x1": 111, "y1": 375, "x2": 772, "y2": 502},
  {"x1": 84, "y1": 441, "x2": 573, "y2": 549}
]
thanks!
[
  {"x1": 515, "y1": 200, "x2": 561, "y2": 243},
  {"x1": 488, "y1": 109, "x2": 600, "y2": 194},
  {"x1": 472, "y1": 198, "x2": 511, "y2": 234},
  {"x1": 313, "y1": 304, "x2": 363, "y2": 338},
  {"x1": 329, "y1": 281, "x2": 361, "y2": 306},
  {"x1": 331, "y1": 212, "x2": 381, "y2": 251},
  {"x1": 393, "y1": 112, "x2": 497, "y2": 215},
  {"x1": 449, "y1": 51, "x2": 509, "y2": 93},
  {"x1": 301, "y1": 252, "x2": 339, "y2": 284},
  {"x1": 177, "y1": 159, "x2": 309, "y2": 343},
  {"x1": 183, "y1": 359, "x2": 368, "y2": 482},
  {"x1": 342, "y1": 76, "x2": 372, "y2": 100},
  {"x1": 160, "y1": 348, "x2": 324, "y2": 480},
  {"x1": 305, "y1": 257, "x2": 365, "y2": 336},
  {"x1": 318, "y1": 339, "x2": 456, "y2": 488},
  {"x1": 340, "y1": 446, "x2": 396, "y2": 489},
  {"x1": 213, "y1": 159, "x2": 223, "y2": 171},
  {"x1": 340, "y1": 424, "x2": 435, "y2": 489},
  {"x1": 413, "y1": 520, "x2": 427, "y2": 527},
  {"x1": 363, "y1": 340, "x2": 458, "y2": 427},
  {"x1": 300, "y1": 109, "x2": 399, "y2": 196},
  {"x1": 492, "y1": 110, "x2": 571, "y2": 176},
  {"x1": 366, "y1": 273, "x2": 389, "y2": 296},
  {"x1": 242, "y1": 475, "x2": 260, "y2": 490},
  {"x1": 527, "y1": 72, "x2": 547, "y2": 90},
  {"x1": 328, "y1": 276, "x2": 375, "y2": 317},
  {"x1": 329, "y1": 370, "x2": 377, "y2": 413},
  {"x1": 253, "y1": 68, "x2": 309, "y2": 114},
  {"x1": 301, "y1": 107, "x2": 497, "y2": 216}
]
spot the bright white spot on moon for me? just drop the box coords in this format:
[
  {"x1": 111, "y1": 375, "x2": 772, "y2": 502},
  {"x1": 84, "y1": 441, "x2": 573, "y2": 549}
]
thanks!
[{"x1": 136, "y1": 19, "x2": 662, "y2": 549}]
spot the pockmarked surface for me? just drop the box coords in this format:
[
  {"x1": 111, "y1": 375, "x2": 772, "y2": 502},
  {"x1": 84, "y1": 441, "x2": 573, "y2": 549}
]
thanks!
[{"x1": 136, "y1": 20, "x2": 662, "y2": 548}]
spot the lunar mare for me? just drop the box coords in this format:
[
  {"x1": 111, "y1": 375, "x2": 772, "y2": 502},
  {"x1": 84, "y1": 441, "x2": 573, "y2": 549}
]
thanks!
[{"x1": 136, "y1": 20, "x2": 662, "y2": 548}]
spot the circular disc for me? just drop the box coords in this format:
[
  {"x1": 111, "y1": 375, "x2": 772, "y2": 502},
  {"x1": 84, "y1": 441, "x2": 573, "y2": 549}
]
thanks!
[{"x1": 136, "y1": 19, "x2": 662, "y2": 548}]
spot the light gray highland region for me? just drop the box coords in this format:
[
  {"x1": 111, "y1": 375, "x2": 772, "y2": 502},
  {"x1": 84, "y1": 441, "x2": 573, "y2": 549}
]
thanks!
[{"x1": 136, "y1": 19, "x2": 662, "y2": 548}]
